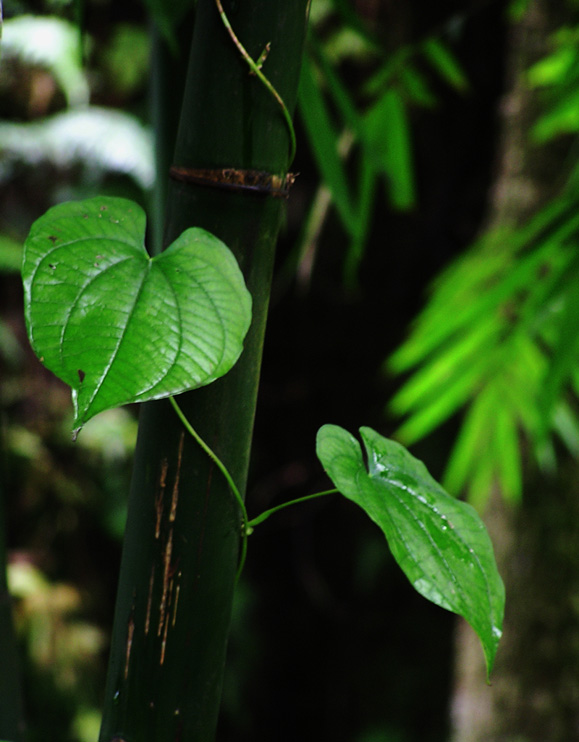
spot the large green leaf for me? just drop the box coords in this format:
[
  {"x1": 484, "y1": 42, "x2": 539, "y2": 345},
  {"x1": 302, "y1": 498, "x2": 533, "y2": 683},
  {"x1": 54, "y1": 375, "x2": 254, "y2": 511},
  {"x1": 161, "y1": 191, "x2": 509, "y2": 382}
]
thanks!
[
  {"x1": 22, "y1": 197, "x2": 252, "y2": 433},
  {"x1": 298, "y1": 53, "x2": 357, "y2": 235},
  {"x1": 316, "y1": 424, "x2": 504, "y2": 677}
]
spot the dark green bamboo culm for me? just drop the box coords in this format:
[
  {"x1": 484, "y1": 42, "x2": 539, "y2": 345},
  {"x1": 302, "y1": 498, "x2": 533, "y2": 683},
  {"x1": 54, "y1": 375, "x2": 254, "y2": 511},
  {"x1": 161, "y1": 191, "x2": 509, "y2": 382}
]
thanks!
[{"x1": 99, "y1": 1, "x2": 309, "y2": 740}]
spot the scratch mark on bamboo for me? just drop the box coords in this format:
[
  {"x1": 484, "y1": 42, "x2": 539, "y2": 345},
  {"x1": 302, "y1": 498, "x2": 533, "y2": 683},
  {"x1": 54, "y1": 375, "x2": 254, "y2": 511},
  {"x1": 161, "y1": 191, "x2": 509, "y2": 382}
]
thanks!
[
  {"x1": 158, "y1": 527, "x2": 173, "y2": 637},
  {"x1": 160, "y1": 607, "x2": 170, "y2": 665},
  {"x1": 157, "y1": 432, "x2": 184, "y2": 660},
  {"x1": 155, "y1": 458, "x2": 168, "y2": 539},
  {"x1": 145, "y1": 566, "x2": 155, "y2": 636},
  {"x1": 124, "y1": 605, "x2": 135, "y2": 680},
  {"x1": 170, "y1": 432, "x2": 184, "y2": 523},
  {"x1": 172, "y1": 574, "x2": 182, "y2": 627}
]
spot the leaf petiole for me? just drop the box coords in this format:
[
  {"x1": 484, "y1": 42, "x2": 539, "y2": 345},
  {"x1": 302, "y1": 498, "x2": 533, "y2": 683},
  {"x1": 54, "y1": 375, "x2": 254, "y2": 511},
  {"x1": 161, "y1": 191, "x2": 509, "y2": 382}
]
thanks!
[
  {"x1": 170, "y1": 397, "x2": 338, "y2": 581},
  {"x1": 247, "y1": 489, "x2": 338, "y2": 530}
]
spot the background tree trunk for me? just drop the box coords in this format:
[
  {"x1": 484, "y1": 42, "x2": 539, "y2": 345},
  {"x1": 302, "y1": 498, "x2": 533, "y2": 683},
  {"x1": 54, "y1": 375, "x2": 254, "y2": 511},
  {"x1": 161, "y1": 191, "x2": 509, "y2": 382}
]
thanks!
[
  {"x1": 0, "y1": 469, "x2": 25, "y2": 742},
  {"x1": 450, "y1": 2, "x2": 579, "y2": 739}
]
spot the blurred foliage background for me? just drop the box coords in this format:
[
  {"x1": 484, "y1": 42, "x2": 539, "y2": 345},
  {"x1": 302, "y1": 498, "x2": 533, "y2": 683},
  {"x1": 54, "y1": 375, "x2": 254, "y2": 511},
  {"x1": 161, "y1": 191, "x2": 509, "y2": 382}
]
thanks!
[{"x1": 1, "y1": 0, "x2": 579, "y2": 740}]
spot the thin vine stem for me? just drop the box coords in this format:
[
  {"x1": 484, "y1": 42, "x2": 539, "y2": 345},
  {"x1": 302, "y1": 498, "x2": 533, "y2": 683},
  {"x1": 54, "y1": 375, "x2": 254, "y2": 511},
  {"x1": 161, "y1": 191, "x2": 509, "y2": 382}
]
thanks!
[
  {"x1": 169, "y1": 397, "x2": 249, "y2": 581},
  {"x1": 214, "y1": 0, "x2": 297, "y2": 165},
  {"x1": 247, "y1": 489, "x2": 338, "y2": 530},
  {"x1": 170, "y1": 398, "x2": 338, "y2": 581}
]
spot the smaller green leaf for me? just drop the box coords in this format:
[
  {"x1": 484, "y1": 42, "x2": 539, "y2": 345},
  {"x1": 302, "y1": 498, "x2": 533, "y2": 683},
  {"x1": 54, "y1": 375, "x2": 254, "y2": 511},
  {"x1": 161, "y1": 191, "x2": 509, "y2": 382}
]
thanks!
[
  {"x1": 443, "y1": 389, "x2": 494, "y2": 498},
  {"x1": 399, "y1": 63, "x2": 438, "y2": 107},
  {"x1": 0, "y1": 234, "x2": 22, "y2": 274},
  {"x1": 532, "y1": 89, "x2": 579, "y2": 141},
  {"x1": 309, "y1": 34, "x2": 363, "y2": 137},
  {"x1": 552, "y1": 401, "x2": 579, "y2": 458},
  {"x1": 142, "y1": 0, "x2": 195, "y2": 50},
  {"x1": 466, "y1": 457, "x2": 496, "y2": 511},
  {"x1": 527, "y1": 44, "x2": 577, "y2": 88},
  {"x1": 421, "y1": 38, "x2": 468, "y2": 91},
  {"x1": 392, "y1": 367, "x2": 479, "y2": 445},
  {"x1": 101, "y1": 24, "x2": 150, "y2": 96},
  {"x1": 316, "y1": 424, "x2": 504, "y2": 677},
  {"x1": 308, "y1": 0, "x2": 334, "y2": 27},
  {"x1": 389, "y1": 315, "x2": 498, "y2": 412},
  {"x1": 363, "y1": 88, "x2": 415, "y2": 209},
  {"x1": 22, "y1": 197, "x2": 252, "y2": 433},
  {"x1": 299, "y1": 54, "x2": 357, "y2": 234},
  {"x1": 492, "y1": 395, "x2": 522, "y2": 503},
  {"x1": 540, "y1": 270, "x2": 579, "y2": 422},
  {"x1": 343, "y1": 152, "x2": 378, "y2": 287},
  {"x1": 508, "y1": 0, "x2": 531, "y2": 21},
  {"x1": 323, "y1": 26, "x2": 379, "y2": 64},
  {"x1": 388, "y1": 197, "x2": 577, "y2": 374}
]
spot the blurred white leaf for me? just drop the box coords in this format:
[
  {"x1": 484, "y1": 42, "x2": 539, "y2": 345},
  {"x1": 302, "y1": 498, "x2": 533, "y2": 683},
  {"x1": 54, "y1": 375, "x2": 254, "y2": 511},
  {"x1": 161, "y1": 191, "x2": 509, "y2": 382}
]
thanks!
[
  {"x1": 0, "y1": 107, "x2": 154, "y2": 188},
  {"x1": 3, "y1": 15, "x2": 89, "y2": 106}
]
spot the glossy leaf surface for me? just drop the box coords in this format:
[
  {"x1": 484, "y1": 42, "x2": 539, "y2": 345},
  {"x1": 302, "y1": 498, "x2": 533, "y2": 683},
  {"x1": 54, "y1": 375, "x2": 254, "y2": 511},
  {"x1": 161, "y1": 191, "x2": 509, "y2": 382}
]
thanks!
[
  {"x1": 316, "y1": 424, "x2": 504, "y2": 677},
  {"x1": 22, "y1": 197, "x2": 252, "y2": 432}
]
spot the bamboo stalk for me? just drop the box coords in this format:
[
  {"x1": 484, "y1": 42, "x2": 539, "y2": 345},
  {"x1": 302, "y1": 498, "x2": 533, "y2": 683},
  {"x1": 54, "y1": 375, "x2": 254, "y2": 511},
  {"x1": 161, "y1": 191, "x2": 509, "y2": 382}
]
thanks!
[{"x1": 99, "y1": 2, "x2": 309, "y2": 740}]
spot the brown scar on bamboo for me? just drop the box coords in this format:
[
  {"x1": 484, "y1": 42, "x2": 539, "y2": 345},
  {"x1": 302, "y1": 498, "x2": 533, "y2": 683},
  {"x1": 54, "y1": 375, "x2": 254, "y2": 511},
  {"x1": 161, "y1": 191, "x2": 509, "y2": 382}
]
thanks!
[
  {"x1": 160, "y1": 607, "x2": 170, "y2": 665},
  {"x1": 158, "y1": 527, "x2": 173, "y2": 637},
  {"x1": 145, "y1": 566, "x2": 155, "y2": 636},
  {"x1": 155, "y1": 458, "x2": 168, "y2": 539},
  {"x1": 170, "y1": 432, "x2": 184, "y2": 523},
  {"x1": 161, "y1": 568, "x2": 183, "y2": 663},
  {"x1": 124, "y1": 602, "x2": 135, "y2": 680},
  {"x1": 172, "y1": 574, "x2": 182, "y2": 628},
  {"x1": 158, "y1": 433, "x2": 182, "y2": 638}
]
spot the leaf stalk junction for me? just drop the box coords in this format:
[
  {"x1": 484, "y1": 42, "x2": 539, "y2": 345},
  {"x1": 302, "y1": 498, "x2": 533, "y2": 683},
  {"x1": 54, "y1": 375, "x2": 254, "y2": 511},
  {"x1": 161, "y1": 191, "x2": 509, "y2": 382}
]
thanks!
[{"x1": 169, "y1": 397, "x2": 337, "y2": 581}]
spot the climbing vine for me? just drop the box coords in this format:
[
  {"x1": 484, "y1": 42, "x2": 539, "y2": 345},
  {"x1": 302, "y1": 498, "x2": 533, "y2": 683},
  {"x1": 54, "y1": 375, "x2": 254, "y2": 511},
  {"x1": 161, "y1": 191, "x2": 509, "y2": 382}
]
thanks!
[{"x1": 22, "y1": 194, "x2": 505, "y2": 677}]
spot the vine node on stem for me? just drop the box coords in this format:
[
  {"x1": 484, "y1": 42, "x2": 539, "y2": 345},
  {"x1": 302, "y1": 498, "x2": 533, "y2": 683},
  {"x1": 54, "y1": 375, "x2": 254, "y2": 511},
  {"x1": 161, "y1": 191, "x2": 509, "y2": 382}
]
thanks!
[
  {"x1": 169, "y1": 397, "x2": 337, "y2": 582},
  {"x1": 214, "y1": 0, "x2": 297, "y2": 165}
]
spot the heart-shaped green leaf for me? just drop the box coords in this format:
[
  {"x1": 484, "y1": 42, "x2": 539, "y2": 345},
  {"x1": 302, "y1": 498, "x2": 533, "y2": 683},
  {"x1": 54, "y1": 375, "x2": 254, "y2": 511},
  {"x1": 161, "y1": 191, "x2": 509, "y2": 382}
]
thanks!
[
  {"x1": 22, "y1": 197, "x2": 252, "y2": 433},
  {"x1": 316, "y1": 424, "x2": 504, "y2": 677}
]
